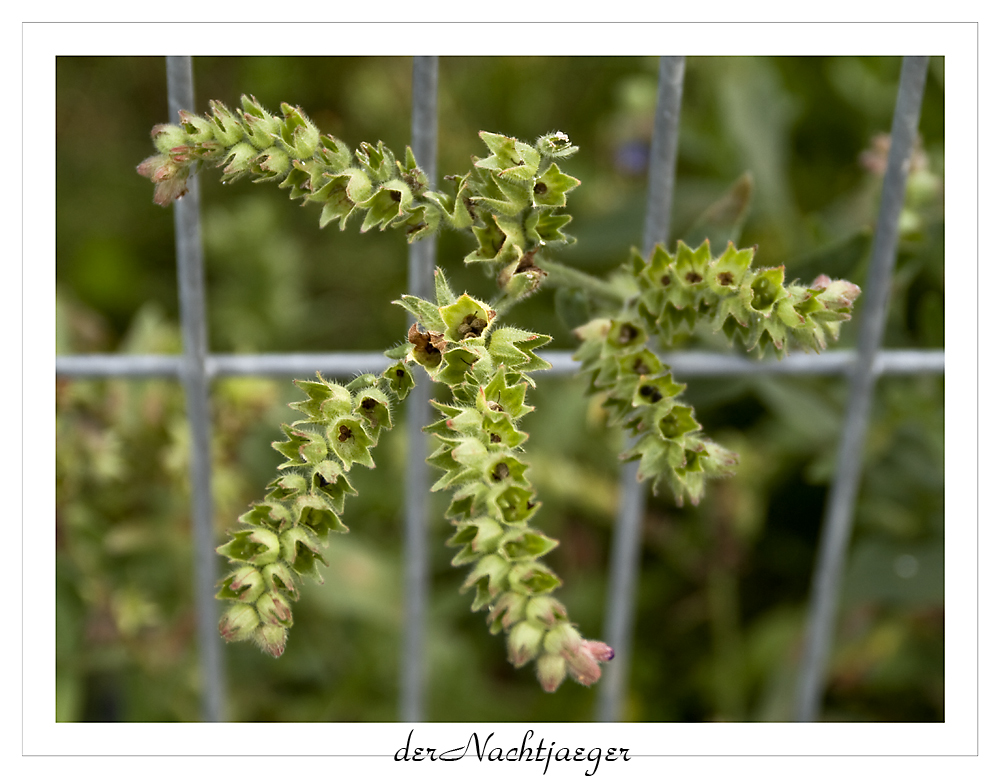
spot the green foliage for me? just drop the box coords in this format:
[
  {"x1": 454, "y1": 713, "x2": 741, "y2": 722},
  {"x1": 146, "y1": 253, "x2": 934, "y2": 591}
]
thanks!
[
  {"x1": 138, "y1": 97, "x2": 860, "y2": 691},
  {"x1": 57, "y1": 56, "x2": 943, "y2": 722}
]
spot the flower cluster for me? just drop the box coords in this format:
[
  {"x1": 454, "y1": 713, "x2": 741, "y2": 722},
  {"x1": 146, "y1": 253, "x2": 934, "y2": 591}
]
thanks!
[
  {"x1": 399, "y1": 268, "x2": 613, "y2": 691},
  {"x1": 139, "y1": 107, "x2": 860, "y2": 692},
  {"x1": 573, "y1": 240, "x2": 860, "y2": 504},
  {"x1": 137, "y1": 96, "x2": 443, "y2": 240},
  {"x1": 136, "y1": 99, "x2": 581, "y2": 305},
  {"x1": 434, "y1": 130, "x2": 581, "y2": 299},
  {"x1": 215, "y1": 363, "x2": 413, "y2": 657}
]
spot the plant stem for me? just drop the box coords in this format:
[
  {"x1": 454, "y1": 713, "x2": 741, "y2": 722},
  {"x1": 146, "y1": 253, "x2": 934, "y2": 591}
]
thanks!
[{"x1": 535, "y1": 256, "x2": 630, "y2": 306}]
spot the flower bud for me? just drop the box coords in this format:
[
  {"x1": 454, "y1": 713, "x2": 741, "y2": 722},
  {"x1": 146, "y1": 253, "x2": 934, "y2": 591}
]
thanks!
[
  {"x1": 536, "y1": 652, "x2": 567, "y2": 692},
  {"x1": 563, "y1": 640, "x2": 614, "y2": 687},
  {"x1": 507, "y1": 620, "x2": 545, "y2": 667},
  {"x1": 489, "y1": 591, "x2": 527, "y2": 631},
  {"x1": 219, "y1": 603, "x2": 260, "y2": 642},
  {"x1": 227, "y1": 566, "x2": 265, "y2": 602},
  {"x1": 250, "y1": 147, "x2": 291, "y2": 182},
  {"x1": 254, "y1": 623, "x2": 288, "y2": 658},
  {"x1": 535, "y1": 131, "x2": 578, "y2": 159},
  {"x1": 151, "y1": 123, "x2": 188, "y2": 154},
  {"x1": 241, "y1": 95, "x2": 282, "y2": 148},
  {"x1": 136, "y1": 154, "x2": 190, "y2": 206},
  {"x1": 208, "y1": 100, "x2": 246, "y2": 146},
  {"x1": 279, "y1": 103, "x2": 322, "y2": 159},
  {"x1": 261, "y1": 562, "x2": 298, "y2": 599},
  {"x1": 542, "y1": 622, "x2": 582, "y2": 655},
  {"x1": 218, "y1": 141, "x2": 257, "y2": 184},
  {"x1": 815, "y1": 279, "x2": 861, "y2": 310},
  {"x1": 524, "y1": 595, "x2": 567, "y2": 627},
  {"x1": 177, "y1": 110, "x2": 215, "y2": 143},
  {"x1": 256, "y1": 591, "x2": 293, "y2": 627}
]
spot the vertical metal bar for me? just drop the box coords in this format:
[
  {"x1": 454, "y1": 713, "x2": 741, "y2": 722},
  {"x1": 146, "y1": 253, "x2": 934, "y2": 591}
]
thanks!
[
  {"x1": 597, "y1": 55, "x2": 686, "y2": 723},
  {"x1": 166, "y1": 55, "x2": 226, "y2": 723},
  {"x1": 399, "y1": 55, "x2": 438, "y2": 722},
  {"x1": 795, "y1": 56, "x2": 930, "y2": 722}
]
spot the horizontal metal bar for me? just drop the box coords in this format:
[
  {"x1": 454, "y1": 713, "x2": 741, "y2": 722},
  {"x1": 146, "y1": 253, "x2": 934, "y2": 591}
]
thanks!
[{"x1": 56, "y1": 348, "x2": 944, "y2": 380}]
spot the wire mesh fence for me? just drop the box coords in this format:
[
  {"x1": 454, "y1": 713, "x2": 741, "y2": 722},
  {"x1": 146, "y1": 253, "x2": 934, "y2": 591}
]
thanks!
[{"x1": 55, "y1": 54, "x2": 942, "y2": 723}]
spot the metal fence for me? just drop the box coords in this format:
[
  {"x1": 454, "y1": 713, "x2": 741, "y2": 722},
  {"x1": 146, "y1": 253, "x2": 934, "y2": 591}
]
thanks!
[{"x1": 55, "y1": 55, "x2": 941, "y2": 723}]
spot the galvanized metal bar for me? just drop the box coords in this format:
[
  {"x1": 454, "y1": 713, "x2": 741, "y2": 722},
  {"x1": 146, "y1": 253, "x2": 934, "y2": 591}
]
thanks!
[
  {"x1": 56, "y1": 348, "x2": 944, "y2": 381},
  {"x1": 166, "y1": 55, "x2": 227, "y2": 723},
  {"x1": 795, "y1": 56, "x2": 930, "y2": 723},
  {"x1": 597, "y1": 55, "x2": 686, "y2": 723},
  {"x1": 399, "y1": 55, "x2": 438, "y2": 723}
]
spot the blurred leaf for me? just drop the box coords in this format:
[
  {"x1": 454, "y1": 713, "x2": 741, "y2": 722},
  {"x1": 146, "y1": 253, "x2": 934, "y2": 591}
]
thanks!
[{"x1": 680, "y1": 172, "x2": 753, "y2": 249}]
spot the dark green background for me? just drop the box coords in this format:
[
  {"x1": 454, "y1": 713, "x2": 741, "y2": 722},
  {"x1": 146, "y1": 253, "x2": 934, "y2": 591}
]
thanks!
[{"x1": 56, "y1": 56, "x2": 944, "y2": 722}]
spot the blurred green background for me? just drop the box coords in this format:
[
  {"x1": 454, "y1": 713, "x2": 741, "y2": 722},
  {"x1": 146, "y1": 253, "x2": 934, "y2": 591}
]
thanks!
[{"x1": 56, "y1": 56, "x2": 944, "y2": 722}]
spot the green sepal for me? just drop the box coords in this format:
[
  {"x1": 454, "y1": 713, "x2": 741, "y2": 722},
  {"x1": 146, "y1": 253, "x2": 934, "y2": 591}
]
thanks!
[
  {"x1": 525, "y1": 209, "x2": 574, "y2": 246},
  {"x1": 633, "y1": 373, "x2": 686, "y2": 409},
  {"x1": 260, "y1": 562, "x2": 299, "y2": 600},
  {"x1": 294, "y1": 492, "x2": 349, "y2": 539},
  {"x1": 355, "y1": 140, "x2": 396, "y2": 181},
  {"x1": 536, "y1": 131, "x2": 578, "y2": 159},
  {"x1": 289, "y1": 375, "x2": 353, "y2": 422},
  {"x1": 240, "y1": 95, "x2": 281, "y2": 148},
  {"x1": 707, "y1": 241, "x2": 755, "y2": 296},
  {"x1": 277, "y1": 103, "x2": 321, "y2": 159},
  {"x1": 353, "y1": 386, "x2": 392, "y2": 441},
  {"x1": 272, "y1": 425, "x2": 328, "y2": 468},
  {"x1": 486, "y1": 328, "x2": 552, "y2": 376},
  {"x1": 280, "y1": 526, "x2": 328, "y2": 583},
  {"x1": 265, "y1": 472, "x2": 307, "y2": 502},
  {"x1": 501, "y1": 529, "x2": 559, "y2": 562},
  {"x1": 477, "y1": 371, "x2": 531, "y2": 420},
  {"x1": 467, "y1": 216, "x2": 507, "y2": 263},
  {"x1": 217, "y1": 566, "x2": 265, "y2": 603},
  {"x1": 448, "y1": 517, "x2": 505, "y2": 558},
  {"x1": 654, "y1": 403, "x2": 702, "y2": 441},
  {"x1": 206, "y1": 100, "x2": 246, "y2": 147},
  {"x1": 461, "y1": 553, "x2": 511, "y2": 602},
  {"x1": 508, "y1": 562, "x2": 562, "y2": 596},
  {"x1": 748, "y1": 266, "x2": 789, "y2": 316},
  {"x1": 427, "y1": 442, "x2": 479, "y2": 492},
  {"x1": 437, "y1": 345, "x2": 483, "y2": 386},
  {"x1": 218, "y1": 142, "x2": 257, "y2": 184},
  {"x1": 357, "y1": 179, "x2": 413, "y2": 232},
  {"x1": 483, "y1": 452, "x2": 529, "y2": 487},
  {"x1": 311, "y1": 459, "x2": 356, "y2": 515},
  {"x1": 394, "y1": 295, "x2": 447, "y2": 332},
  {"x1": 250, "y1": 147, "x2": 291, "y2": 183},
  {"x1": 440, "y1": 294, "x2": 496, "y2": 343},
  {"x1": 238, "y1": 501, "x2": 293, "y2": 532},
  {"x1": 327, "y1": 417, "x2": 376, "y2": 470},
  {"x1": 476, "y1": 131, "x2": 528, "y2": 174},
  {"x1": 382, "y1": 360, "x2": 416, "y2": 401},
  {"x1": 217, "y1": 527, "x2": 281, "y2": 566},
  {"x1": 531, "y1": 162, "x2": 580, "y2": 208},
  {"x1": 489, "y1": 484, "x2": 540, "y2": 524},
  {"x1": 433, "y1": 267, "x2": 458, "y2": 307}
]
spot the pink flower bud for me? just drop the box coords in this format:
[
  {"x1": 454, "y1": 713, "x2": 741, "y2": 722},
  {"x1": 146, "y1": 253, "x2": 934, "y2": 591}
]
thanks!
[{"x1": 562, "y1": 639, "x2": 615, "y2": 687}]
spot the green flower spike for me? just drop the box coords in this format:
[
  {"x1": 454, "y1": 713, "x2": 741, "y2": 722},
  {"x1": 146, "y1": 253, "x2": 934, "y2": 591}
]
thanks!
[
  {"x1": 215, "y1": 370, "x2": 399, "y2": 656},
  {"x1": 396, "y1": 278, "x2": 613, "y2": 691}
]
